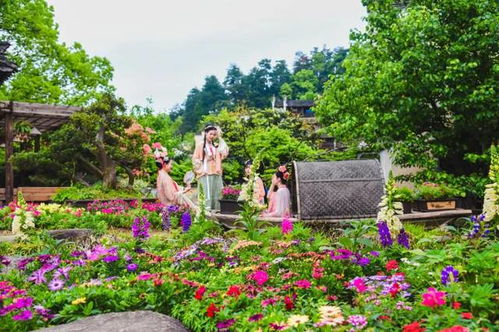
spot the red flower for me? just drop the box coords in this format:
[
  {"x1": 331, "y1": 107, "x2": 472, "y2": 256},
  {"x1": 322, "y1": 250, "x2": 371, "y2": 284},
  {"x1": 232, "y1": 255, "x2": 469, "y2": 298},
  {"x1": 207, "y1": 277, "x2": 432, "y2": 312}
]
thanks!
[
  {"x1": 461, "y1": 312, "x2": 473, "y2": 319},
  {"x1": 379, "y1": 315, "x2": 391, "y2": 321},
  {"x1": 284, "y1": 296, "x2": 294, "y2": 310},
  {"x1": 452, "y1": 302, "x2": 461, "y2": 309},
  {"x1": 403, "y1": 321, "x2": 426, "y2": 332},
  {"x1": 153, "y1": 278, "x2": 164, "y2": 287},
  {"x1": 227, "y1": 285, "x2": 242, "y2": 298},
  {"x1": 206, "y1": 303, "x2": 220, "y2": 318},
  {"x1": 389, "y1": 282, "x2": 400, "y2": 297},
  {"x1": 386, "y1": 260, "x2": 399, "y2": 271},
  {"x1": 195, "y1": 286, "x2": 207, "y2": 300}
]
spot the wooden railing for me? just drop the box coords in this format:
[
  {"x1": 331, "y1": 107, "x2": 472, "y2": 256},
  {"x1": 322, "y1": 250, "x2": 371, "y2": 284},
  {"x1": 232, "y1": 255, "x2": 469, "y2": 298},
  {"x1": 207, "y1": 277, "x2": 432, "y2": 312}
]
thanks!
[{"x1": 0, "y1": 187, "x2": 65, "y2": 202}]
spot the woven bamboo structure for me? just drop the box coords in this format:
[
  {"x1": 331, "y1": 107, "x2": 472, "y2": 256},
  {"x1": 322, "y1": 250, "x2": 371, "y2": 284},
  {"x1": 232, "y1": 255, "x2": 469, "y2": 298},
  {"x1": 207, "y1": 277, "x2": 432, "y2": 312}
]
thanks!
[{"x1": 293, "y1": 160, "x2": 384, "y2": 220}]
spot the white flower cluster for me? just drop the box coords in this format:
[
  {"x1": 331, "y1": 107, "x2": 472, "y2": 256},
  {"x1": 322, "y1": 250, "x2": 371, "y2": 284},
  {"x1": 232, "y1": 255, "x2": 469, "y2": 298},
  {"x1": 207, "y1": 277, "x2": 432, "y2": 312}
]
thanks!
[
  {"x1": 377, "y1": 196, "x2": 403, "y2": 232},
  {"x1": 11, "y1": 207, "x2": 35, "y2": 235},
  {"x1": 483, "y1": 146, "x2": 498, "y2": 223}
]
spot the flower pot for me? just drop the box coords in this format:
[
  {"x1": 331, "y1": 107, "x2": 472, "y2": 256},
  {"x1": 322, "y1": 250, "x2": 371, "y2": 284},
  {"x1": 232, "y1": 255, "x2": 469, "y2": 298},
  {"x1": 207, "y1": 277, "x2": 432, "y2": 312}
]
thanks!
[
  {"x1": 402, "y1": 201, "x2": 413, "y2": 214},
  {"x1": 219, "y1": 199, "x2": 243, "y2": 214},
  {"x1": 414, "y1": 199, "x2": 457, "y2": 212}
]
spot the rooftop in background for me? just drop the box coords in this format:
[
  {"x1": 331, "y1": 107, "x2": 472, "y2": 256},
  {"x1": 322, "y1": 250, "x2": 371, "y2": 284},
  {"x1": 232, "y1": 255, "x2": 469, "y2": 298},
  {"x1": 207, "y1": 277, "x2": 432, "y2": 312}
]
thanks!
[
  {"x1": 0, "y1": 42, "x2": 18, "y2": 85},
  {"x1": 274, "y1": 99, "x2": 314, "y2": 108}
]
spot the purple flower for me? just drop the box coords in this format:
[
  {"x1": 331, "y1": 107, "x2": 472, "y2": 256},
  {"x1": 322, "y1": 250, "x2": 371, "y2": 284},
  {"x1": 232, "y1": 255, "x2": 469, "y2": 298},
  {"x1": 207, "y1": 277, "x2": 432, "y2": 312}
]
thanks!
[
  {"x1": 397, "y1": 228, "x2": 410, "y2": 248},
  {"x1": 17, "y1": 257, "x2": 35, "y2": 271},
  {"x1": 377, "y1": 221, "x2": 393, "y2": 247},
  {"x1": 181, "y1": 212, "x2": 192, "y2": 232},
  {"x1": 127, "y1": 263, "x2": 138, "y2": 271},
  {"x1": 48, "y1": 279, "x2": 65, "y2": 291},
  {"x1": 441, "y1": 265, "x2": 459, "y2": 285},
  {"x1": 70, "y1": 251, "x2": 84, "y2": 257},
  {"x1": 12, "y1": 310, "x2": 33, "y2": 321},
  {"x1": 468, "y1": 214, "x2": 487, "y2": 238},
  {"x1": 356, "y1": 257, "x2": 371, "y2": 266},
  {"x1": 103, "y1": 255, "x2": 119, "y2": 263},
  {"x1": 167, "y1": 205, "x2": 180, "y2": 213},
  {"x1": 347, "y1": 315, "x2": 367, "y2": 329},
  {"x1": 216, "y1": 318, "x2": 236, "y2": 330},
  {"x1": 13, "y1": 297, "x2": 34, "y2": 309},
  {"x1": 369, "y1": 251, "x2": 380, "y2": 257},
  {"x1": 248, "y1": 313, "x2": 264, "y2": 322},
  {"x1": 161, "y1": 207, "x2": 171, "y2": 231},
  {"x1": 132, "y1": 216, "x2": 151, "y2": 240},
  {"x1": 53, "y1": 266, "x2": 72, "y2": 280},
  {"x1": 0, "y1": 255, "x2": 11, "y2": 266},
  {"x1": 28, "y1": 269, "x2": 47, "y2": 285},
  {"x1": 34, "y1": 305, "x2": 55, "y2": 320}
]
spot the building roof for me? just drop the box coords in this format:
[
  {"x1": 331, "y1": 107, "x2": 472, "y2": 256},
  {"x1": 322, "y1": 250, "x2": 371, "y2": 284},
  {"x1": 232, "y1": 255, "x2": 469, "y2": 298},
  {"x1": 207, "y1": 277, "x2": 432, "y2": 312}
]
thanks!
[
  {"x1": 0, "y1": 42, "x2": 18, "y2": 85},
  {"x1": 274, "y1": 99, "x2": 314, "y2": 108}
]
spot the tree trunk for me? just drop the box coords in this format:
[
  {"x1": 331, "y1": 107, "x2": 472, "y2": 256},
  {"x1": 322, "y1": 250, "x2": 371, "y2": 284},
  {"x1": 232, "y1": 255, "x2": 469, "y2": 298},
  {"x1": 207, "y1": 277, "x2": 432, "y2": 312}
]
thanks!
[{"x1": 95, "y1": 125, "x2": 117, "y2": 189}]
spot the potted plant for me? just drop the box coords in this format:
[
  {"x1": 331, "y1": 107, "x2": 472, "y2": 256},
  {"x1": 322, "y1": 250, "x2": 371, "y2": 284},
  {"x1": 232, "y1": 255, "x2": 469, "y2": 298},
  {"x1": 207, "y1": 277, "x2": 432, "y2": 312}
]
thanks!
[
  {"x1": 219, "y1": 185, "x2": 242, "y2": 214},
  {"x1": 394, "y1": 186, "x2": 415, "y2": 214},
  {"x1": 414, "y1": 183, "x2": 465, "y2": 212}
]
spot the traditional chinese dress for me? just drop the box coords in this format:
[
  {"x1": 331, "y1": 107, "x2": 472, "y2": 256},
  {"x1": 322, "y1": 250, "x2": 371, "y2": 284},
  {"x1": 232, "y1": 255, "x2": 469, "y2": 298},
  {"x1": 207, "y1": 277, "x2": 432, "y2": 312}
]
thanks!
[
  {"x1": 263, "y1": 186, "x2": 291, "y2": 218},
  {"x1": 157, "y1": 169, "x2": 196, "y2": 210}
]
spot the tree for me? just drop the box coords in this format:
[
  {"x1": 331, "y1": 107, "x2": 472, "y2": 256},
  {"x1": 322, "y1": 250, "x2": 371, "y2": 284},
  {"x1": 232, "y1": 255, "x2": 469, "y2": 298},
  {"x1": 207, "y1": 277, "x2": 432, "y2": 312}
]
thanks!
[
  {"x1": 316, "y1": 0, "x2": 498, "y2": 177},
  {"x1": 0, "y1": 0, "x2": 115, "y2": 106},
  {"x1": 223, "y1": 64, "x2": 246, "y2": 105}
]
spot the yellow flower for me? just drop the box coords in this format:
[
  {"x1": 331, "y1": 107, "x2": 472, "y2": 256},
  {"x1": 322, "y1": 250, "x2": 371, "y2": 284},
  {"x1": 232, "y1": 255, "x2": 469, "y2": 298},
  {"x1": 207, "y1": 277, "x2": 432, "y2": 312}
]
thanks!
[
  {"x1": 287, "y1": 314, "x2": 309, "y2": 327},
  {"x1": 71, "y1": 297, "x2": 86, "y2": 305}
]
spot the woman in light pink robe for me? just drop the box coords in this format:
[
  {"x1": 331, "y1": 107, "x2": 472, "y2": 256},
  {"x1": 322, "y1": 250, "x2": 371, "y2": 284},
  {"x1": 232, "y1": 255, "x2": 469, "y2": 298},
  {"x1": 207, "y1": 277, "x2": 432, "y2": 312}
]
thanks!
[
  {"x1": 262, "y1": 169, "x2": 291, "y2": 218},
  {"x1": 156, "y1": 157, "x2": 194, "y2": 209}
]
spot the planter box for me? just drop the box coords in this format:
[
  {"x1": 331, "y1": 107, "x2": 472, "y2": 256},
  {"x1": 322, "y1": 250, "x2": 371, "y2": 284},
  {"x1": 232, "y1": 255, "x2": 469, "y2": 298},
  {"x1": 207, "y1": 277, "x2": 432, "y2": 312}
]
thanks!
[
  {"x1": 402, "y1": 202, "x2": 413, "y2": 214},
  {"x1": 219, "y1": 199, "x2": 243, "y2": 214},
  {"x1": 414, "y1": 199, "x2": 457, "y2": 212}
]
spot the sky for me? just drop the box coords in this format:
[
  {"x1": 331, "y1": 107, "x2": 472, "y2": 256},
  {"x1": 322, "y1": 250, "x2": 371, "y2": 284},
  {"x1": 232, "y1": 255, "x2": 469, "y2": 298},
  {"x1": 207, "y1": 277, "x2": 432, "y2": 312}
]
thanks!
[{"x1": 47, "y1": 0, "x2": 366, "y2": 112}]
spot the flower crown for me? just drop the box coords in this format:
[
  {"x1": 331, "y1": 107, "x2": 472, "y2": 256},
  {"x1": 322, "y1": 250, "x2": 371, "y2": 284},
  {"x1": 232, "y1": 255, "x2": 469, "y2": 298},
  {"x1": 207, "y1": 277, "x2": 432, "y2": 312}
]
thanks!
[{"x1": 277, "y1": 165, "x2": 290, "y2": 180}]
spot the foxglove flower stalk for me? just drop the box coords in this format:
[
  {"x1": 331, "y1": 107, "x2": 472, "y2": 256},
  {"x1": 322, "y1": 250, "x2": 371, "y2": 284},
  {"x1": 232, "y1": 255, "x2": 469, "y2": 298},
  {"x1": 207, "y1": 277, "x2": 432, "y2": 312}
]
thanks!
[
  {"x1": 397, "y1": 228, "x2": 410, "y2": 248},
  {"x1": 161, "y1": 207, "x2": 170, "y2": 231},
  {"x1": 377, "y1": 221, "x2": 393, "y2": 247},
  {"x1": 181, "y1": 212, "x2": 192, "y2": 232},
  {"x1": 131, "y1": 216, "x2": 151, "y2": 240},
  {"x1": 441, "y1": 266, "x2": 459, "y2": 285}
]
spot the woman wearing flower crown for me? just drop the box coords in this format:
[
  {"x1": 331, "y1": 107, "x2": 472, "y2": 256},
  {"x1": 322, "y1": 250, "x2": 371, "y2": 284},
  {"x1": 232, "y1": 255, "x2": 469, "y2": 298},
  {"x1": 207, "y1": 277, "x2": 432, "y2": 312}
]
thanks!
[
  {"x1": 192, "y1": 125, "x2": 229, "y2": 211},
  {"x1": 262, "y1": 165, "x2": 291, "y2": 218},
  {"x1": 156, "y1": 155, "x2": 194, "y2": 209}
]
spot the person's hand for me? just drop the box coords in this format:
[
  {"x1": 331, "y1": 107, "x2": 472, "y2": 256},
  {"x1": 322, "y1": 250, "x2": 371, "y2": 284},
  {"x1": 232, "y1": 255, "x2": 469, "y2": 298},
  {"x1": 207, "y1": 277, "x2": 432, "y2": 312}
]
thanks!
[{"x1": 183, "y1": 185, "x2": 192, "y2": 193}]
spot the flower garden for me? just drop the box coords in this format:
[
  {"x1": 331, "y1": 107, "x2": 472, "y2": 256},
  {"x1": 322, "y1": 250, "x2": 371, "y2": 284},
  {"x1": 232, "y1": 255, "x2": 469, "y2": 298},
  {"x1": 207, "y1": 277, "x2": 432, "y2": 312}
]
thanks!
[{"x1": 0, "y1": 163, "x2": 497, "y2": 332}]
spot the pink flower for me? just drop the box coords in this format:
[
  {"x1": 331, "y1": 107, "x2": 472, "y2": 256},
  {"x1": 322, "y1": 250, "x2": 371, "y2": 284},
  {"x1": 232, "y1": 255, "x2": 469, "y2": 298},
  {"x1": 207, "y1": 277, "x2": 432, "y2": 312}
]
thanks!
[
  {"x1": 249, "y1": 270, "x2": 269, "y2": 286},
  {"x1": 281, "y1": 218, "x2": 293, "y2": 234},
  {"x1": 294, "y1": 279, "x2": 312, "y2": 289},
  {"x1": 312, "y1": 267, "x2": 324, "y2": 279},
  {"x1": 261, "y1": 297, "x2": 278, "y2": 307},
  {"x1": 142, "y1": 144, "x2": 152, "y2": 154},
  {"x1": 152, "y1": 142, "x2": 162, "y2": 149},
  {"x1": 352, "y1": 278, "x2": 367, "y2": 293},
  {"x1": 421, "y1": 287, "x2": 446, "y2": 307}
]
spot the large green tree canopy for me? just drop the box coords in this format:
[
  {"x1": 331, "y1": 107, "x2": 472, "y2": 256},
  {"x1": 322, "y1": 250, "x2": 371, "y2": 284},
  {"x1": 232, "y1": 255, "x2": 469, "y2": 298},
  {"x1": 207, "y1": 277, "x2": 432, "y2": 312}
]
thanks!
[
  {"x1": 0, "y1": 0, "x2": 115, "y2": 105},
  {"x1": 315, "y1": 0, "x2": 498, "y2": 176}
]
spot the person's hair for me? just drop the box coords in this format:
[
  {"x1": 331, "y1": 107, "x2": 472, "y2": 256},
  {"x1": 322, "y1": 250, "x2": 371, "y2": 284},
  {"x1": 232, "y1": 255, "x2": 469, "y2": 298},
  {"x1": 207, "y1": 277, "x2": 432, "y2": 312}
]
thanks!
[
  {"x1": 155, "y1": 157, "x2": 171, "y2": 170},
  {"x1": 202, "y1": 125, "x2": 218, "y2": 161},
  {"x1": 244, "y1": 160, "x2": 252, "y2": 168},
  {"x1": 275, "y1": 171, "x2": 288, "y2": 185}
]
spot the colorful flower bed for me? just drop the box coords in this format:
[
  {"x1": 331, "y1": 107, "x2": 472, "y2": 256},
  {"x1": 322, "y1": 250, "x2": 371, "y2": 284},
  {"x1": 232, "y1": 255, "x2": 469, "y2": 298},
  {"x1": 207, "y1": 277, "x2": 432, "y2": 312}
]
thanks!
[{"x1": 0, "y1": 204, "x2": 497, "y2": 331}]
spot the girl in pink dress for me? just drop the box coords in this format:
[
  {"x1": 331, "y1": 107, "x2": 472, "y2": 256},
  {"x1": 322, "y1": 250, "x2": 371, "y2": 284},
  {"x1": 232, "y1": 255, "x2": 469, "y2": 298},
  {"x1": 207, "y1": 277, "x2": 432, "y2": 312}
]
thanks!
[{"x1": 263, "y1": 166, "x2": 291, "y2": 218}]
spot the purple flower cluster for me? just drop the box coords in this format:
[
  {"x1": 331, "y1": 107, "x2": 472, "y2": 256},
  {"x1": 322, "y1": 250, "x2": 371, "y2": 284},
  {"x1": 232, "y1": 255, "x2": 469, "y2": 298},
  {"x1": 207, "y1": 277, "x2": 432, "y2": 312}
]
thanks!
[
  {"x1": 132, "y1": 216, "x2": 151, "y2": 240},
  {"x1": 397, "y1": 228, "x2": 410, "y2": 248},
  {"x1": 347, "y1": 315, "x2": 368, "y2": 330},
  {"x1": 468, "y1": 214, "x2": 490, "y2": 238},
  {"x1": 441, "y1": 265, "x2": 459, "y2": 285},
  {"x1": 173, "y1": 237, "x2": 228, "y2": 262},
  {"x1": 0, "y1": 255, "x2": 11, "y2": 266},
  {"x1": 348, "y1": 274, "x2": 412, "y2": 299},
  {"x1": 330, "y1": 249, "x2": 371, "y2": 266},
  {"x1": 0, "y1": 282, "x2": 55, "y2": 321},
  {"x1": 180, "y1": 212, "x2": 191, "y2": 232},
  {"x1": 377, "y1": 221, "x2": 393, "y2": 247}
]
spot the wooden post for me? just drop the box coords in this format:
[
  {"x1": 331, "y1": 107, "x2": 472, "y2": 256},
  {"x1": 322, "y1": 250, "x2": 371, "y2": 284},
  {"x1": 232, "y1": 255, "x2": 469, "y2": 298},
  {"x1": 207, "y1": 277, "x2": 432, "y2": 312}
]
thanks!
[
  {"x1": 34, "y1": 136, "x2": 40, "y2": 152},
  {"x1": 5, "y1": 102, "x2": 14, "y2": 202}
]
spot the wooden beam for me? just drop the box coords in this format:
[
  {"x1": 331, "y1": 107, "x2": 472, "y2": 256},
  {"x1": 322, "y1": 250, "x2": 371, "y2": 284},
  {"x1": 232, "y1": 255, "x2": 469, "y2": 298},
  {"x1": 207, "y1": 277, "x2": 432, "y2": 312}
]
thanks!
[{"x1": 4, "y1": 102, "x2": 14, "y2": 202}]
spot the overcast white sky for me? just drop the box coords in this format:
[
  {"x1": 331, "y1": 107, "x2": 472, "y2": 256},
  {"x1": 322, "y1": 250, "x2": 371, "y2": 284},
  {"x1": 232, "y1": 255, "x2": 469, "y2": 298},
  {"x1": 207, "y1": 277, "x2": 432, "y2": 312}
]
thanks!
[{"x1": 47, "y1": 0, "x2": 366, "y2": 112}]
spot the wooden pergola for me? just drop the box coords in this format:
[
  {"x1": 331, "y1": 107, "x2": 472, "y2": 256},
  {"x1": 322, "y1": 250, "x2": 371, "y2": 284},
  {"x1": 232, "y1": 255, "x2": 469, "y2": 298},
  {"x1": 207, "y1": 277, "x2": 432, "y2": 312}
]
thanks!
[{"x1": 0, "y1": 101, "x2": 81, "y2": 202}]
